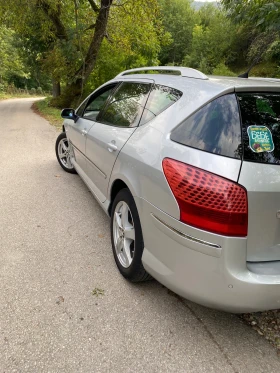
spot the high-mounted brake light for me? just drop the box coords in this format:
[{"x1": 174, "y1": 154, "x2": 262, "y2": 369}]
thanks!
[{"x1": 162, "y1": 158, "x2": 248, "y2": 237}]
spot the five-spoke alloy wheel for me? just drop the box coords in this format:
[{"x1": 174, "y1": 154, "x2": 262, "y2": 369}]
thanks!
[
  {"x1": 55, "y1": 132, "x2": 77, "y2": 174},
  {"x1": 110, "y1": 189, "x2": 151, "y2": 282},
  {"x1": 113, "y1": 201, "x2": 135, "y2": 268}
]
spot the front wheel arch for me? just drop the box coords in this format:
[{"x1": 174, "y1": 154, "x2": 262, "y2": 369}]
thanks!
[{"x1": 55, "y1": 132, "x2": 77, "y2": 174}]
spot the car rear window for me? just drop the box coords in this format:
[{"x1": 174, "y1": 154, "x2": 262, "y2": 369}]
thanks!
[
  {"x1": 170, "y1": 94, "x2": 242, "y2": 159},
  {"x1": 237, "y1": 93, "x2": 280, "y2": 164}
]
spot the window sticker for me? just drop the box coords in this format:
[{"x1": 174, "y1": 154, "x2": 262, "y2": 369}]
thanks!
[{"x1": 247, "y1": 125, "x2": 274, "y2": 153}]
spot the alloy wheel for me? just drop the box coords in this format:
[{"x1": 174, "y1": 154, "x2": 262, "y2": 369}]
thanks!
[
  {"x1": 113, "y1": 201, "x2": 136, "y2": 268},
  {"x1": 58, "y1": 138, "x2": 74, "y2": 170}
]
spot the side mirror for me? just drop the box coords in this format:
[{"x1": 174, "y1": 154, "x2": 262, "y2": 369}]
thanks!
[{"x1": 61, "y1": 108, "x2": 77, "y2": 120}]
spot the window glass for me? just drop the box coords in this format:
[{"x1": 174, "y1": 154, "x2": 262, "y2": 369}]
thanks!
[
  {"x1": 140, "y1": 85, "x2": 182, "y2": 125},
  {"x1": 237, "y1": 93, "x2": 280, "y2": 164},
  {"x1": 99, "y1": 82, "x2": 151, "y2": 127},
  {"x1": 82, "y1": 84, "x2": 117, "y2": 121},
  {"x1": 170, "y1": 94, "x2": 242, "y2": 159}
]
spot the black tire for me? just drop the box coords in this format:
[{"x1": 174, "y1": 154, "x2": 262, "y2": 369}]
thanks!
[
  {"x1": 110, "y1": 188, "x2": 152, "y2": 282},
  {"x1": 55, "y1": 132, "x2": 77, "y2": 174}
]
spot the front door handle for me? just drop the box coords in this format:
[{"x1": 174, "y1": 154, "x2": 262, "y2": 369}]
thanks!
[
  {"x1": 82, "y1": 129, "x2": 87, "y2": 136},
  {"x1": 107, "y1": 142, "x2": 118, "y2": 152}
]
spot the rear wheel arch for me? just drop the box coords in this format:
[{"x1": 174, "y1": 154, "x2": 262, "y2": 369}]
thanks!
[
  {"x1": 110, "y1": 188, "x2": 152, "y2": 282},
  {"x1": 109, "y1": 179, "x2": 129, "y2": 216}
]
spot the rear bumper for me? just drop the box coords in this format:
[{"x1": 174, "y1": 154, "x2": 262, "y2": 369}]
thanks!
[{"x1": 135, "y1": 197, "x2": 280, "y2": 313}]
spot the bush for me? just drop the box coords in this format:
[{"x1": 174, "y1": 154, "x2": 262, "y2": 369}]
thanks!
[
  {"x1": 250, "y1": 63, "x2": 280, "y2": 78},
  {"x1": 0, "y1": 83, "x2": 5, "y2": 92},
  {"x1": 37, "y1": 87, "x2": 43, "y2": 95},
  {"x1": 30, "y1": 87, "x2": 36, "y2": 95},
  {"x1": 212, "y1": 63, "x2": 236, "y2": 77}
]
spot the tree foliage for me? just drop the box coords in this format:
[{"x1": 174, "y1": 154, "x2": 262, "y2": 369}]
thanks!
[
  {"x1": 222, "y1": 0, "x2": 280, "y2": 75},
  {"x1": 0, "y1": 0, "x2": 279, "y2": 106},
  {"x1": 1, "y1": 0, "x2": 165, "y2": 106},
  {"x1": 184, "y1": 4, "x2": 237, "y2": 74},
  {"x1": 0, "y1": 26, "x2": 27, "y2": 88},
  {"x1": 222, "y1": 0, "x2": 280, "y2": 33},
  {"x1": 159, "y1": 0, "x2": 196, "y2": 65}
]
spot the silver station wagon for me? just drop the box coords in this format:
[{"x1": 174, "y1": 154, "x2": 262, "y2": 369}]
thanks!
[{"x1": 55, "y1": 66, "x2": 280, "y2": 312}]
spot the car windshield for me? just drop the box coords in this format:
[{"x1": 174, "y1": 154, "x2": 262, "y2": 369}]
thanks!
[{"x1": 237, "y1": 93, "x2": 280, "y2": 164}]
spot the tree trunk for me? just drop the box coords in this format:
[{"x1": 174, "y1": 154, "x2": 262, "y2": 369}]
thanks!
[
  {"x1": 52, "y1": 80, "x2": 61, "y2": 97},
  {"x1": 54, "y1": 0, "x2": 113, "y2": 108}
]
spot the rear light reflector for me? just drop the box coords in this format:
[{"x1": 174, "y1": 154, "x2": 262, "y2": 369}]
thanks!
[{"x1": 162, "y1": 158, "x2": 248, "y2": 237}]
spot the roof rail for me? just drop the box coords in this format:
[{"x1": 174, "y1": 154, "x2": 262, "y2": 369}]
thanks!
[
  {"x1": 249, "y1": 77, "x2": 280, "y2": 83},
  {"x1": 116, "y1": 66, "x2": 208, "y2": 80}
]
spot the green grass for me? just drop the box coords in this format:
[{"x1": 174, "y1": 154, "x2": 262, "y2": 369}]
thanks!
[
  {"x1": 33, "y1": 98, "x2": 63, "y2": 130},
  {"x1": 0, "y1": 92, "x2": 40, "y2": 100}
]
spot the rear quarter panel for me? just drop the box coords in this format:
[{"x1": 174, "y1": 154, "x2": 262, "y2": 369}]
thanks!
[{"x1": 109, "y1": 98, "x2": 242, "y2": 220}]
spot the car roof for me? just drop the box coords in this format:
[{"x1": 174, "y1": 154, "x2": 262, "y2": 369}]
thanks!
[
  {"x1": 110, "y1": 72, "x2": 280, "y2": 113},
  {"x1": 112, "y1": 66, "x2": 279, "y2": 96}
]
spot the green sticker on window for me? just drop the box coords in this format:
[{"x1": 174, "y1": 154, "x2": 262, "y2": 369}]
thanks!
[{"x1": 247, "y1": 126, "x2": 274, "y2": 153}]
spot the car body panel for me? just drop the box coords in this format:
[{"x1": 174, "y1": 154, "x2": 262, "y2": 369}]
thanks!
[
  {"x1": 66, "y1": 117, "x2": 94, "y2": 172},
  {"x1": 239, "y1": 161, "x2": 280, "y2": 262},
  {"x1": 62, "y1": 69, "x2": 280, "y2": 312},
  {"x1": 135, "y1": 196, "x2": 280, "y2": 313},
  {"x1": 86, "y1": 123, "x2": 137, "y2": 202}
]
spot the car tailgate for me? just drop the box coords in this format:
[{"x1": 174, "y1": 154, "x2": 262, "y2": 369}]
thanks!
[{"x1": 239, "y1": 161, "x2": 280, "y2": 261}]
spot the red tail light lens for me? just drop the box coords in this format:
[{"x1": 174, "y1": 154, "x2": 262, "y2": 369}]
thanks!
[{"x1": 162, "y1": 158, "x2": 248, "y2": 237}]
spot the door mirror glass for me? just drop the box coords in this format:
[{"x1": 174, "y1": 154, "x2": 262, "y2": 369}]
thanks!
[{"x1": 61, "y1": 108, "x2": 76, "y2": 120}]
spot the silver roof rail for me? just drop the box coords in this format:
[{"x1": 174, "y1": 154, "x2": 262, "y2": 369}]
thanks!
[
  {"x1": 249, "y1": 77, "x2": 280, "y2": 83},
  {"x1": 115, "y1": 66, "x2": 208, "y2": 80}
]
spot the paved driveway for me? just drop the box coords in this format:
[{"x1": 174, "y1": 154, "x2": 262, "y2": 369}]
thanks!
[{"x1": 0, "y1": 98, "x2": 279, "y2": 372}]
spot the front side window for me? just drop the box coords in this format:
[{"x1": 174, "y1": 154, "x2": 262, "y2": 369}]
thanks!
[
  {"x1": 98, "y1": 82, "x2": 151, "y2": 127},
  {"x1": 237, "y1": 93, "x2": 280, "y2": 164},
  {"x1": 140, "y1": 85, "x2": 182, "y2": 125},
  {"x1": 82, "y1": 84, "x2": 118, "y2": 121},
  {"x1": 170, "y1": 94, "x2": 242, "y2": 159}
]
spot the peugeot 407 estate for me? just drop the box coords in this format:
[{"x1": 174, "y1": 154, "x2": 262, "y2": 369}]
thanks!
[{"x1": 55, "y1": 66, "x2": 280, "y2": 312}]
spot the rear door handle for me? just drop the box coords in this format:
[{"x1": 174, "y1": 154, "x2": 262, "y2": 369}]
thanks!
[
  {"x1": 82, "y1": 129, "x2": 87, "y2": 136},
  {"x1": 107, "y1": 142, "x2": 118, "y2": 152}
]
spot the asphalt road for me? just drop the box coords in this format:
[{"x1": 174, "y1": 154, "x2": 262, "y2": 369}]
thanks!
[{"x1": 0, "y1": 98, "x2": 279, "y2": 373}]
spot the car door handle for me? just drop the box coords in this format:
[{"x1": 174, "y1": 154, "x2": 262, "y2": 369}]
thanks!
[
  {"x1": 107, "y1": 142, "x2": 118, "y2": 152},
  {"x1": 81, "y1": 129, "x2": 88, "y2": 136}
]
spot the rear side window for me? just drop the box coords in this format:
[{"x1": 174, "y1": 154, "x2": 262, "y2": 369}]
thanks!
[
  {"x1": 98, "y1": 82, "x2": 151, "y2": 127},
  {"x1": 140, "y1": 85, "x2": 182, "y2": 125},
  {"x1": 237, "y1": 93, "x2": 280, "y2": 164},
  {"x1": 170, "y1": 94, "x2": 242, "y2": 159}
]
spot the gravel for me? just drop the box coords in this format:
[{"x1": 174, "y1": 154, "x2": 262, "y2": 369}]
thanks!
[{"x1": 241, "y1": 310, "x2": 280, "y2": 352}]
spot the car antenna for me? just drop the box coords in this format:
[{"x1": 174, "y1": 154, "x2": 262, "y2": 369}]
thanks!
[
  {"x1": 238, "y1": 71, "x2": 249, "y2": 78},
  {"x1": 238, "y1": 62, "x2": 256, "y2": 79}
]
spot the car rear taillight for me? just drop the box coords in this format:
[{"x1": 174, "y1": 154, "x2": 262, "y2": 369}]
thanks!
[{"x1": 162, "y1": 158, "x2": 248, "y2": 237}]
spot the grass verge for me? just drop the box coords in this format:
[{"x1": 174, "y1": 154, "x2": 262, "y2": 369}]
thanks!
[
  {"x1": 32, "y1": 98, "x2": 63, "y2": 130},
  {"x1": 0, "y1": 92, "x2": 44, "y2": 100}
]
